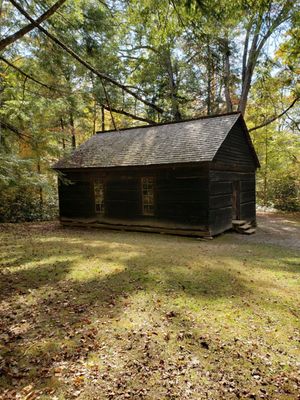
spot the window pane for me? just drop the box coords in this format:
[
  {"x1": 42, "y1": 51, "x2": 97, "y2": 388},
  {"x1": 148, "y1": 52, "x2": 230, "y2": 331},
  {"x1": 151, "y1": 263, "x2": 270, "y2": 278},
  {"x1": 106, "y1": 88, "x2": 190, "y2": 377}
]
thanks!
[
  {"x1": 141, "y1": 177, "x2": 154, "y2": 216},
  {"x1": 94, "y1": 180, "x2": 105, "y2": 214}
]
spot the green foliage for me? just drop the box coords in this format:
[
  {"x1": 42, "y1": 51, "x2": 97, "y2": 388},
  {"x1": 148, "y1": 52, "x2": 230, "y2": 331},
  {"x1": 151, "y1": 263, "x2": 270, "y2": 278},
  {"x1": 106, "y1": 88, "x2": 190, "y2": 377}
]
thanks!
[
  {"x1": 270, "y1": 176, "x2": 300, "y2": 211},
  {"x1": 0, "y1": 151, "x2": 58, "y2": 222},
  {"x1": 248, "y1": 59, "x2": 300, "y2": 210},
  {"x1": 0, "y1": 188, "x2": 58, "y2": 222},
  {"x1": 0, "y1": 0, "x2": 299, "y2": 218}
]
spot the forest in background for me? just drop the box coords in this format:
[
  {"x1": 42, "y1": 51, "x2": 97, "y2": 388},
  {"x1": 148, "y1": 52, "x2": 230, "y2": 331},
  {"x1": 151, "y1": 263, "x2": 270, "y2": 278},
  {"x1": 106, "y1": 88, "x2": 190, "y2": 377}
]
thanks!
[{"x1": 0, "y1": 0, "x2": 299, "y2": 222}]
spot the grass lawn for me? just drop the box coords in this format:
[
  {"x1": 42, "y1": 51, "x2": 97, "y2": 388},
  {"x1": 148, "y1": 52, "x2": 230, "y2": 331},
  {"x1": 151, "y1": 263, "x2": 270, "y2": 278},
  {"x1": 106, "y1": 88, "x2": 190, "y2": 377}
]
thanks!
[{"x1": 0, "y1": 220, "x2": 299, "y2": 399}]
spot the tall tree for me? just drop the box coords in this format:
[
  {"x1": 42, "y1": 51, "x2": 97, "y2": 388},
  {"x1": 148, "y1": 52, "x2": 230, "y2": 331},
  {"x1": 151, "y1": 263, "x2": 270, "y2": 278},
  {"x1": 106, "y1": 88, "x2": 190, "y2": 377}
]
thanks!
[{"x1": 0, "y1": 0, "x2": 67, "y2": 51}]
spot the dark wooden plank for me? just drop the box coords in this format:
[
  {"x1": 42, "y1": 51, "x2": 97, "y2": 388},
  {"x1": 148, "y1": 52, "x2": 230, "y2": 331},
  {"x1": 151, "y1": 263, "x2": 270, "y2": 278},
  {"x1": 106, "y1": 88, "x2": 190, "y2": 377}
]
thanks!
[
  {"x1": 214, "y1": 122, "x2": 257, "y2": 169},
  {"x1": 240, "y1": 191, "x2": 256, "y2": 204},
  {"x1": 209, "y1": 206, "x2": 233, "y2": 235},
  {"x1": 210, "y1": 194, "x2": 232, "y2": 209},
  {"x1": 240, "y1": 180, "x2": 255, "y2": 192},
  {"x1": 240, "y1": 202, "x2": 256, "y2": 220},
  {"x1": 58, "y1": 179, "x2": 94, "y2": 218},
  {"x1": 210, "y1": 170, "x2": 255, "y2": 182},
  {"x1": 104, "y1": 176, "x2": 140, "y2": 215},
  {"x1": 210, "y1": 181, "x2": 232, "y2": 195},
  {"x1": 60, "y1": 219, "x2": 210, "y2": 237}
]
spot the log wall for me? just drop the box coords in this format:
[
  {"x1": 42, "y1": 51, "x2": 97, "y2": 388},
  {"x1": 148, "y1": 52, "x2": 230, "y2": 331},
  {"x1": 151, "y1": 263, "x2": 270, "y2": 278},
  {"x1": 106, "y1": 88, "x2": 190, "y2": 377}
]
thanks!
[
  {"x1": 58, "y1": 166, "x2": 210, "y2": 227},
  {"x1": 58, "y1": 179, "x2": 94, "y2": 218},
  {"x1": 209, "y1": 170, "x2": 256, "y2": 235}
]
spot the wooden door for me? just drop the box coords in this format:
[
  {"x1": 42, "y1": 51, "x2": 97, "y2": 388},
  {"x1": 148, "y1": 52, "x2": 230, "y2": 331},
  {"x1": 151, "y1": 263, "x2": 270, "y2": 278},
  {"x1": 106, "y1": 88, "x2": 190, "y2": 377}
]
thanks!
[{"x1": 232, "y1": 181, "x2": 240, "y2": 219}]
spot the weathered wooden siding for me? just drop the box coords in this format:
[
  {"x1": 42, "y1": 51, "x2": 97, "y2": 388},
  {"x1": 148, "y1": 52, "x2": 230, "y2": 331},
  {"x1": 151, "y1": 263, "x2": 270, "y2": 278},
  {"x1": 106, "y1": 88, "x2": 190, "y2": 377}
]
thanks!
[
  {"x1": 58, "y1": 179, "x2": 94, "y2": 218},
  {"x1": 209, "y1": 170, "x2": 256, "y2": 235},
  {"x1": 214, "y1": 121, "x2": 257, "y2": 169},
  {"x1": 58, "y1": 166, "x2": 209, "y2": 227},
  {"x1": 104, "y1": 173, "x2": 209, "y2": 225},
  {"x1": 57, "y1": 155, "x2": 257, "y2": 236},
  {"x1": 207, "y1": 121, "x2": 257, "y2": 235},
  {"x1": 105, "y1": 177, "x2": 140, "y2": 218},
  {"x1": 156, "y1": 174, "x2": 209, "y2": 225}
]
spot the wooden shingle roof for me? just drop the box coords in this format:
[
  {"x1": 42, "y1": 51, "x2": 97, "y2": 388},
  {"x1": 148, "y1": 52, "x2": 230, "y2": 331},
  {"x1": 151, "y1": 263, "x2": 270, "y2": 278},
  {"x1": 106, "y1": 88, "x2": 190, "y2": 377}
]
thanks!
[{"x1": 54, "y1": 112, "x2": 257, "y2": 169}]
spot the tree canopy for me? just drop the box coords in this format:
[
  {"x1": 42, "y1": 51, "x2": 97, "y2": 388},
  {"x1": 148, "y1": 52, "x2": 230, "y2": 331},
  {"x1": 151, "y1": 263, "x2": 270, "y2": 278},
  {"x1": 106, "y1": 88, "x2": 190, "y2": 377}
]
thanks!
[{"x1": 0, "y1": 0, "x2": 299, "y2": 220}]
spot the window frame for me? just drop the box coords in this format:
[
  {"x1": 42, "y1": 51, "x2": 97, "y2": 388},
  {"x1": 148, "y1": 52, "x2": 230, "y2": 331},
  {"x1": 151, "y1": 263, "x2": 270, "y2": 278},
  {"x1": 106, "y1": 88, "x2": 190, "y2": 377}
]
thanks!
[
  {"x1": 141, "y1": 176, "x2": 155, "y2": 216},
  {"x1": 94, "y1": 179, "x2": 105, "y2": 215}
]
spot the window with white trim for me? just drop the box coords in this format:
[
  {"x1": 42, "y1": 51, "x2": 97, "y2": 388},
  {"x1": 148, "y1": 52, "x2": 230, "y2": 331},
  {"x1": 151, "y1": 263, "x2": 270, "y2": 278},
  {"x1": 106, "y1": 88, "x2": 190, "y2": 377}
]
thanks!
[
  {"x1": 94, "y1": 180, "x2": 105, "y2": 214},
  {"x1": 141, "y1": 177, "x2": 154, "y2": 216}
]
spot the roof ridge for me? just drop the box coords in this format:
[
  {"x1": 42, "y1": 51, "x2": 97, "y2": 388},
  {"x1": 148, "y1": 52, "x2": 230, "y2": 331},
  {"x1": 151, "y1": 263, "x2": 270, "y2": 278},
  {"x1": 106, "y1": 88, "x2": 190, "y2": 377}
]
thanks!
[
  {"x1": 53, "y1": 112, "x2": 248, "y2": 170},
  {"x1": 95, "y1": 111, "x2": 242, "y2": 135}
]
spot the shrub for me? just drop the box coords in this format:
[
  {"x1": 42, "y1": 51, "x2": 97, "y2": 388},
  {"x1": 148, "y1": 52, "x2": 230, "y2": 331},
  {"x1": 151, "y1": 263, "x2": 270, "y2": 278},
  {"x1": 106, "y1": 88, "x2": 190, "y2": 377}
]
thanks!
[
  {"x1": 271, "y1": 176, "x2": 300, "y2": 212},
  {"x1": 0, "y1": 188, "x2": 58, "y2": 222}
]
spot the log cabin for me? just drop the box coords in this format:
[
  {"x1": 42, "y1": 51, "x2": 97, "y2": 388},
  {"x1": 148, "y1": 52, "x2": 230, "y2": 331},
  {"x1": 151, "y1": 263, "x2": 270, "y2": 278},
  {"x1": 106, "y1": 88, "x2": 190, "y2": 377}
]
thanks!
[{"x1": 53, "y1": 112, "x2": 260, "y2": 237}]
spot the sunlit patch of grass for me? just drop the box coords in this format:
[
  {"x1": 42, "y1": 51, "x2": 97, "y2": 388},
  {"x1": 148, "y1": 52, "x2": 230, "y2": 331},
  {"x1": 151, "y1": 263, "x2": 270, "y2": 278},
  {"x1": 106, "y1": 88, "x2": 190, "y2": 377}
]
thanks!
[
  {"x1": 0, "y1": 222, "x2": 299, "y2": 399},
  {"x1": 25, "y1": 339, "x2": 63, "y2": 358}
]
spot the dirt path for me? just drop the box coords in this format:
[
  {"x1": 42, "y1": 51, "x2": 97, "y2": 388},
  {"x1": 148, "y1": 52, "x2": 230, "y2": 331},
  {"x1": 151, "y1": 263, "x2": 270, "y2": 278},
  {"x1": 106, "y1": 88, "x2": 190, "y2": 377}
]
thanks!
[{"x1": 235, "y1": 211, "x2": 300, "y2": 250}]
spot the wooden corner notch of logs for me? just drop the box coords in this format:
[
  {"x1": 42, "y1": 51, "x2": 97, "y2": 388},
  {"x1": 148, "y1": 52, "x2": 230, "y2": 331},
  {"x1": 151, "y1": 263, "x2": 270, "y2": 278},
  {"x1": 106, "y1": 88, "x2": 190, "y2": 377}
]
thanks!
[{"x1": 232, "y1": 220, "x2": 256, "y2": 235}]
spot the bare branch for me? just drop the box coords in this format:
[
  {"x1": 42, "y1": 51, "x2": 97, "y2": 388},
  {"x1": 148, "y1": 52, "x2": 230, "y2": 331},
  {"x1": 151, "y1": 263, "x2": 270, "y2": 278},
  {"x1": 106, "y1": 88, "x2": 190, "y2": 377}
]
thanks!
[
  {"x1": 248, "y1": 97, "x2": 300, "y2": 132},
  {"x1": 102, "y1": 105, "x2": 156, "y2": 125},
  {"x1": 97, "y1": 0, "x2": 112, "y2": 13},
  {"x1": 0, "y1": 119, "x2": 30, "y2": 140},
  {"x1": 8, "y1": 0, "x2": 164, "y2": 114},
  {"x1": 131, "y1": 45, "x2": 158, "y2": 53},
  {"x1": 0, "y1": 0, "x2": 67, "y2": 51},
  {"x1": 1, "y1": 57, "x2": 156, "y2": 126},
  {"x1": 286, "y1": 114, "x2": 300, "y2": 132},
  {"x1": 0, "y1": 56, "x2": 63, "y2": 92},
  {"x1": 100, "y1": 81, "x2": 117, "y2": 130}
]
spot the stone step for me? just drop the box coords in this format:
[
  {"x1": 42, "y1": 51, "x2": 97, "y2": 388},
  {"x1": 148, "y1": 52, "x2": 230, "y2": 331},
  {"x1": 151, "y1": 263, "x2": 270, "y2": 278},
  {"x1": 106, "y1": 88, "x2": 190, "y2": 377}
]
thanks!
[
  {"x1": 232, "y1": 220, "x2": 247, "y2": 226},
  {"x1": 238, "y1": 223, "x2": 252, "y2": 230},
  {"x1": 242, "y1": 228, "x2": 256, "y2": 235},
  {"x1": 232, "y1": 220, "x2": 256, "y2": 235}
]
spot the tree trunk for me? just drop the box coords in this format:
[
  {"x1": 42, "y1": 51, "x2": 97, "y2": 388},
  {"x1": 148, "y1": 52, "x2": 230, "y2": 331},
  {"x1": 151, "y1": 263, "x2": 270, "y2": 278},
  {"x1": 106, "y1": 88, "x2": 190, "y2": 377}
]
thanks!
[
  {"x1": 206, "y1": 42, "x2": 212, "y2": 115},
  {"x1": 101, "y1": 105, "x2": 105, "y2": 131},
  {"x1": 164, "y1": 49, "x2": 181, "y2": 121},
  {"x1": 223, "y1": 37, "x2": 233, "y2": 113},
  {"x1": 69, "y1": 113, "x2": 76, "y2": 148},
  {"x1": 37, "y1": 160, "x2": 43, "y2": 209},
  {"x1": 237, "y1": 5, "x2": 291, "y2": 114},
  {"x1": 263, "y1": 132, "x2": 268, "y2": 206},
  {"x1": 60, "y1": 118, "x2": 66, "y2": 149},
  {"x1": 93, "y1": 96, "x2": 97, "y2": 135},
  {"x1": 211, "y1": 59, "x2": 217, "y2": 113},
  {"x1": 238, "y1": 15, "x2": 262, "y2": 114},
  {"x1": 238, "y1": 62, "x2": 255, "y2": 115}
]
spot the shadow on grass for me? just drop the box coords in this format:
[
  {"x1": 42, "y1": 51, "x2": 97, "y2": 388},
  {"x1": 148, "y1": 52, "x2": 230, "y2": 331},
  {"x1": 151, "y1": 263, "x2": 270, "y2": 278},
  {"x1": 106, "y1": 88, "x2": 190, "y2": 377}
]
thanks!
[
  {"x1": 0, "y1": 261, "x2": 72, "y2": 301},
  {"x1": 0, "y1": 225, "x2": 299, "y2": 395},
  {"x1": 283, "y1": 258, "x2": 300, "y2": 272}
]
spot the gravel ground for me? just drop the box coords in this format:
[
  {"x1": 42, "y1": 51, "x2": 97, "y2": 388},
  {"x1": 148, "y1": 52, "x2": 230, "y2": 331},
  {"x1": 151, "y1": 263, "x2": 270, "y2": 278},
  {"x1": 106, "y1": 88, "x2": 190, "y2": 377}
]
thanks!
[{"x1": 235, "y1": 211, "x2": 300, "y2": 250}]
